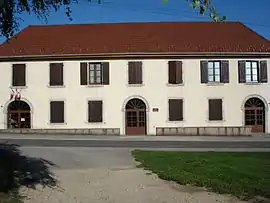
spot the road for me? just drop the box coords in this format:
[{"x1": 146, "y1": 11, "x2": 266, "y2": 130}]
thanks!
[{"x1": 1, "y1": 138, "x2": 270, "y2": 149}]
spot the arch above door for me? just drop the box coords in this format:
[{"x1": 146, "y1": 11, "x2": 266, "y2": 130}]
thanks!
[
  {"x1": 244, "y1": 97, "x2": 266, "y2": 133},
  {"x1": 124, "y1": 98, "x2": 147, "y2": 135},
  {"x1": 7, "y1": 100, "x2": 31, "y2": 129}
]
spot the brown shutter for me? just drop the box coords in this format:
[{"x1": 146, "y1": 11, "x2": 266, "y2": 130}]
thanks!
[
  {"x1": 221, "y1": 60, "x2": 229, "y2": 83},
  {"x1": 88, "y1": 100, "x2": 103, "y2": 122},
  {"x1": 208, "y1": 99, "x2": 223, "y2": 121},
  {"x1": 168, "y1": 61, "x2": 176, "y2": 84},
  {"x1": 102, "y1": 62, "x2": 110, "y2": 85},
  {"x1": 128, "y1": 62, "x2": 135, "y2": 84},
  {"x1": 175, "y1": 61, "x2": 183, "y2": 84},
  {"x1": 135, "y1": 61, "x2": 142, "y2": 84},
  {"x1": 12, "y1": 64, "x2": 26, "y2": 86},
  {"x1": 80, "y1": 62, "x2": 87, "y2": 85},
  {"x1": 168, "y1": 99, "x2": 183, "y2": 121},
  {"x1": 200, "y1": 61, "x2": 208, "y2": 83},
  {"x1": 50, "y1": 101, "x2": 64, "y2": 123},
  {"x1": 50, "y1": 63, "x2": 63, "y2": 86},
  {"x1": 259, "y1": 61, "x2": 268, "y2": 83},
  {"x1": 238, "y1": 60, "x2": 246, "y2": 83}
]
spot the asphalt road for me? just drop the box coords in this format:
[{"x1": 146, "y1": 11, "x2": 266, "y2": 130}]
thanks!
[{"x1": 1, "y1": 139, "x2": 270, "y2": 148}]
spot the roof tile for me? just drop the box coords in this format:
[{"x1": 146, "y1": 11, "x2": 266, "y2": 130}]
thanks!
[{"x1": 0, "y1": 21, "x2": 269, "y2": 57}]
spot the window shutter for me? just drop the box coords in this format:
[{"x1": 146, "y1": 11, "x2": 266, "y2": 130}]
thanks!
[
  {"x1": 238, "y1": 60, "x2": 246, "y2": 83},
  {"x1": 80, "y1": 62, "x2": 87, "y2": 85},
  {"x1": 88, "y1": 101, "x2": 103, "y2": 122},
  {"x1": 175, "y1": 61, "x2": 183, "y2": 84},
  {"x1": 50, "y1": 101, "x2": 64, "y2": 123},
  {"x1": 221, "y1": 60, "x2": 229, "y2": 83},
  {"x1": 168, "y1": 61, "x2": 176, "y2": 84},
  {"x1": 135, "y1": 61, "x2": 143, "y2": 84},
  {"x1": 259, "y1": 61, "x2": 268, "y2": 83},
  {"x1": 168, "y1": 99, "x2": 183, "y2": 121},
  {"x1": 12, "y1": 64, "x2": 26, "y2": 86},
  {"x1": 208, "y1": 99, "x2": 223, "y2": 121},
  {"x1": 128, "y1": 62, "x2": 135, "y2": 84},
  {"x1": 200, "y1": 61, "x2": 208, "y2": 83},
  {"x1": 102, "y1": 62, "x2": 110, "y2": 85},
  {"x1": 50, "y1": 63, "x2": 63, "y2": 86}
]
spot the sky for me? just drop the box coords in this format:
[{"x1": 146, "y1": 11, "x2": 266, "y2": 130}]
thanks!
[{"x1": 0, "y1": 0, "x2": 269, "y2": 43}]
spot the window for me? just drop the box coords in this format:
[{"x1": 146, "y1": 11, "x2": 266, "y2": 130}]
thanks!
[
  {"x1": 49, "y1": 63, "x2": 64, "y2": 86},
  {"x1": 88, "y1": 100, "x2": 103, "y2": 122},
  {"x1": 50, "y1": 101, "x2": 65, "y2": 123},
  {"x1": 128, "y1": 61, "x2": 142, "y2": 84},
  {"x1": 208, "y1": 99, "x2": 223, "y2": 121},
  {"x1": 168, "y1": 61, "x2": 183, "y2": 84},
  {"x1": 245, "y1": 61, "x2": 258, "y2": 82},
  {"x1": 207, "y1": 61, "x2": 220, "y2": 82},
  {"x1": 168, "y1": 99, "x2": 183, "y2": 121},
  {"x1": 239, "y1": 60, "x2": 268, "y2": 83},
  {"x1": 12, "y1": 64, "x2": 26, "y2": 86},
  {"x1": 80, "y1": 62, "x2": 109, "y2": 85},
  {"x1": 201, "y1": 60, "x2": 229, "y2": 84}
]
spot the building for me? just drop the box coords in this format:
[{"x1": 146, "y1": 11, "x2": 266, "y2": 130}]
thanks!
[{"x1": 0, "y1": 21, "x2": 269, "y2": 135}]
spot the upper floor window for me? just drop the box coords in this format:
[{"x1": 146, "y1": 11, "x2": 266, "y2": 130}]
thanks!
[
  {"x1": 49, "y1": 63, "x2": 64, "y2": 86},
  {"x1": 245, "y1": 61, "x2": 258, "y2": 82},
  {"x1": 200, "y1": 60, "x2": 229, "y2": 84},
  {"x1": 168, "y1": 61, "x2": 183, "y2": 84},
  {"x1": 128, "y1": 61, "x2": 143, "y2": 84},
  {"x1": 208, "y1": 61, "x2": 220, "y2": 82},
  {"x1": 238, "y1": 60, "x2": 268, "y2": 84},
  {"x1": 12, "y1": 64, "x2": 26, "y2": 87},
  {"x1": 80, "y1": 62, "x2": 110, "y2": 86}
]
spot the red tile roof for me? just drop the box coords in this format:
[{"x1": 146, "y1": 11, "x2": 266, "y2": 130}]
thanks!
[{"x1": 0, "y1": 21, "x2": 269, "y2": 57}]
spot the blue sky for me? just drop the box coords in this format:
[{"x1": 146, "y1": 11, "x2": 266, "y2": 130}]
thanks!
[{"x1": 0, "y1": 0, "x2": 269, "y2": 43}]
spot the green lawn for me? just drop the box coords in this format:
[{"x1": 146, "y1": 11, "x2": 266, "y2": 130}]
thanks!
[{"x1": 132, "y1": 150, "x2": 270, "y2": 200}]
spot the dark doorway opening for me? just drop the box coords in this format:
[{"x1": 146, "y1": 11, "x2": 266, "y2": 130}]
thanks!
[
  {"x1": 125, "y1": 98, "x2": 147, "y2": 135},
  {"x1": 244, "y1": 97, "x2": 265, "y2": 133},
  {"x1": 7, "y1": 100, "x2": 31, "y2": 129}
]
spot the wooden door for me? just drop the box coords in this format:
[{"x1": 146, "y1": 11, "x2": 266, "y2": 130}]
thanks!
[{"x1": 125, "y1": 109, "x2": 146, "y2": 135}]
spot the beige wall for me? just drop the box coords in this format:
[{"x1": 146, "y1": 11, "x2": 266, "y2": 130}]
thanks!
[{"x1": 0, "y1": 58, "x2": 270, "y2": 134}]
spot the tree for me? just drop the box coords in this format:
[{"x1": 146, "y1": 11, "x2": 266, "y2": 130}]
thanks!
[{"x1": 0, "y1": 0, "x2": 225, "y2": 39}]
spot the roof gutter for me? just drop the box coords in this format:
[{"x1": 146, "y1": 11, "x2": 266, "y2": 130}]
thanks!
[{"x1": 0, "y1": 51, "x2": 269, "y2": 59}]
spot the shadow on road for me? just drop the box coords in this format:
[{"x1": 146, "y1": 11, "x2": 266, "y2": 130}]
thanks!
[{"x1": 0, "y1": 142, "x2": 58, "y2": 195}]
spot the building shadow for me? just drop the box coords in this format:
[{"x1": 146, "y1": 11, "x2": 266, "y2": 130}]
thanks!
[{"x1": 0, "y1": 142, "x2": 59, "y2": 195}]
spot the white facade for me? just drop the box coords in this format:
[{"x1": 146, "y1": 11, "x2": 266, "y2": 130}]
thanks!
[{"x1": 0, "y1": 58, "x2": 270, "y2": 134}]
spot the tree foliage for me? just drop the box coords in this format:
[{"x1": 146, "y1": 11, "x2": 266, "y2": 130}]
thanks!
[{"x1": 0, "y1": 0, "x2": 225, "y2": 39}]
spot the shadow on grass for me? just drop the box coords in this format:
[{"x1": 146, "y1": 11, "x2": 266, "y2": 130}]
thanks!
[{"x1": 0, "y1": 142, "x2": 58, "y2": 197}]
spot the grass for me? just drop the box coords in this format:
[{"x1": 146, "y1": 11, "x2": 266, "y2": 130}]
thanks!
[
  {"x1": 0, "y1": 193, "x2": 22, "y2": 203},
  {"x1": 132, "y1": 150, "x2": 270, "y2": 200}
]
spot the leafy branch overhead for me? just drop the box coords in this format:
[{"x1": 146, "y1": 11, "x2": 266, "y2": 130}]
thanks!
[
  {"x1": 163, "y1": 0, "x2": 226, "y2": 22},
  {"x1": 0, "y1": 0, "x2": 225, "y2": 39}
]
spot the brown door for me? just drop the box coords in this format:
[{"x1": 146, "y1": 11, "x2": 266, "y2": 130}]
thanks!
[
  {"x1": 7, "y1": 100, "x2": 31, "y2": 129},
  {"x1": 244, "y1": 98, "x2": 265, "y2": 133},
  {"x1": 125, "y1": 98, "x2": 147, "y2": 135}
]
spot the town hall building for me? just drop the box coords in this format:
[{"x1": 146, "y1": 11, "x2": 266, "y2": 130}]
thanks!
[{"x1": 0, "y1": 21, "x2": 269, "y2": 135}]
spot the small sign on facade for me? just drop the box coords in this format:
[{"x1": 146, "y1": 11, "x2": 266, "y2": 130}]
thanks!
[{"x1": 152, "y1": 108, "x2": 159, "y2": 112}]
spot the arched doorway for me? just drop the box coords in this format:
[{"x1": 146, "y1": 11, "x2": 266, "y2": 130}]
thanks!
[
  {"x1": 125, "y1": 98, "x2": 147, "y2": 135},
  {"x1": 244, "y1": 97, "x2": 265, "y2": 133},
  {"x1": 7, "y1": 100, "x2": 31, "y2": 129}
]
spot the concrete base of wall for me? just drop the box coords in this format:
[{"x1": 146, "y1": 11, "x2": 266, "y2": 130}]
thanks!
[
  {"x1": 0, "y1": 128, "x2": 121, "y2": 135},
  {"x1": 156, "y1": 127, "x2": 252, "y2": 136}
]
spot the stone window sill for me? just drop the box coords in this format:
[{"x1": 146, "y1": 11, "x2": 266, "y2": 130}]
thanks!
[
  {"x1": 206, "y1": 82, "x2": 225, "y2": 86},
  {"x1": 10, "y1": 86, "x2": 28, "y2": 89},
  {"x1": 166, "y1": 83, "x2": 184, "y2": 86},
  {"x1": 47, "y1": 84, "x2": 66, "y2": 88},
  {"x1": 127, "y1": 84, "x2": 145, "y2": 87},
  {"x1": 48, "y1": 122, "x2": 67, "y2": 125}
]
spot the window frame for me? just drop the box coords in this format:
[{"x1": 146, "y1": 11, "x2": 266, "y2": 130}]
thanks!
[
  {"x1": 207, "y1": 61, "x2": 221, "y2": 83},
  {"x1": 245, "y1": 61, "x2": 259, "y2": 83},
  {"x1": 88, "y1": 63, "x2": 103, "y2": 85}
]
